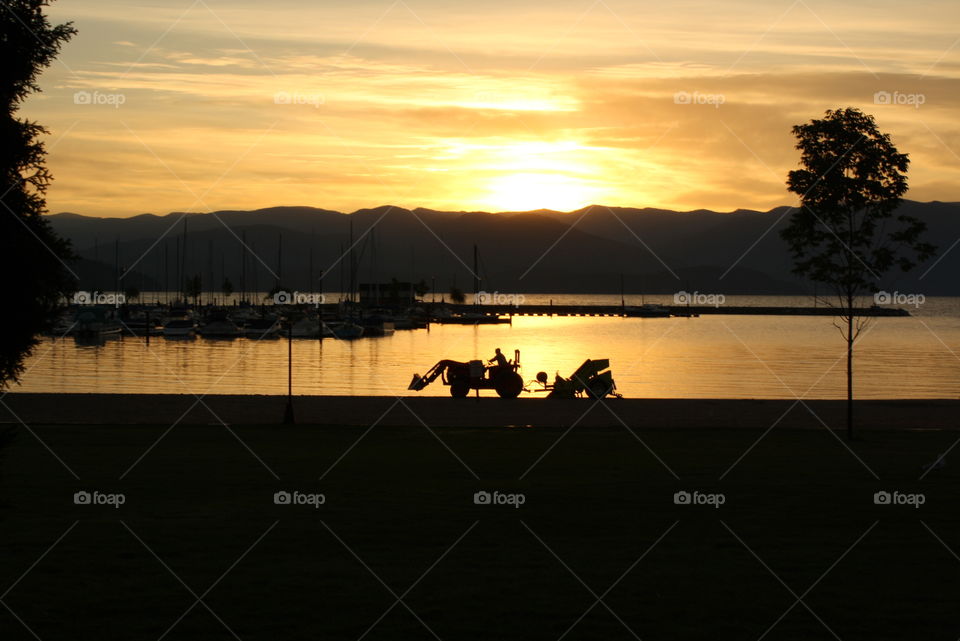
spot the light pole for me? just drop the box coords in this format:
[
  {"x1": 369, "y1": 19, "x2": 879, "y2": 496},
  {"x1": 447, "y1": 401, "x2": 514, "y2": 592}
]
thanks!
[{"x1": 283, "y1": 317, "x2": 295, "y2": 424}]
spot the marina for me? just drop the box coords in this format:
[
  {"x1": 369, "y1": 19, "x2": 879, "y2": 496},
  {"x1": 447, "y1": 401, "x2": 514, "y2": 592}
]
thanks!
[{"x1": 53, "y1": 292, "x2": 917, "y2": 345}]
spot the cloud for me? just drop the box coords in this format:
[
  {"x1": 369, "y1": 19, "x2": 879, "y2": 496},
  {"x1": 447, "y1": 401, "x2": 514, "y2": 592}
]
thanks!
[{"x1": 31, "y1": 0, "x2": 960, "y2": 216}]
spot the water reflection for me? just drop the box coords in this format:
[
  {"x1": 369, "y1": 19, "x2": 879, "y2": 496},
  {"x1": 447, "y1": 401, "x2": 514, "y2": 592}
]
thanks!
[{"x1": 19, "y1": 314, "x2": 960, "y2": 399}]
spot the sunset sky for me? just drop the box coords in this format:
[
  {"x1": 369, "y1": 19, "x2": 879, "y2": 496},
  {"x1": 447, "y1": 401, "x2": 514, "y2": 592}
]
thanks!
[{"x1": 26, "y1": 0, "x2": 960, "y2": 217}]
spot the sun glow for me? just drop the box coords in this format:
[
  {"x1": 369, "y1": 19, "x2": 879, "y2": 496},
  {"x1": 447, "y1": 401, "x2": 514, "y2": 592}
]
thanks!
[
  {"x1": 484, "y1": 172, "x2": 600, "y2": 212},
  {"x1": 463, "y1": 140, "x2": 605, "y2": 212}
]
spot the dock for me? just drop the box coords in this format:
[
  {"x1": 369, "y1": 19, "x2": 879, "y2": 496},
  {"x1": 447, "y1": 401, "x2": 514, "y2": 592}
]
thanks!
[{"x1": 433, "y1": 304, "x2": 911, "y2": 318}]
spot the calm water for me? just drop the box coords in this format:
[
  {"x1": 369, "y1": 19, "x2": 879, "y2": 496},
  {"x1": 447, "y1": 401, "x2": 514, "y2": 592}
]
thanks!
[{"x1": 15, "y1": 296, "x2": 960, "y2": 399}]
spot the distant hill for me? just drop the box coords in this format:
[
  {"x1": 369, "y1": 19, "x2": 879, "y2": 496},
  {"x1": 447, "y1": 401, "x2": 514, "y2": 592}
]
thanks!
[{"x1": 46, "y1": 201, "x2": 960, "y2": 296}]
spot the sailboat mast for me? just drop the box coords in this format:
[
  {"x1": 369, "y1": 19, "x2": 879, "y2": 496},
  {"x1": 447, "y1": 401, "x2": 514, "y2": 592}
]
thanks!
[
  {"x1": 349, "y1": 217, "x2": 355, "y2": 304},
  {"x1": 241, "y1": 230, "x2": 247, "y2": 304},
  {"x1": 473, "y1": 244, "x2": 479, "y2": 307},
  {"x1": 180, "y1": 218, "x2": 188, "y2": 304}
]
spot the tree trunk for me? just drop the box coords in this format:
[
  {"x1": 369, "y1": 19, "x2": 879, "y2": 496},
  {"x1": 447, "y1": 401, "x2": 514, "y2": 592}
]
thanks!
[{"x1": 846, "y1": 311, "x2": 854, "y2": 440}]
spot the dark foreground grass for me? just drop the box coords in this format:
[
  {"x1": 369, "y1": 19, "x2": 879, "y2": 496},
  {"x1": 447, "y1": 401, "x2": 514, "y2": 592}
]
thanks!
[{"x1": 1, "y1": 423, "x2": 958, "y2": 640}]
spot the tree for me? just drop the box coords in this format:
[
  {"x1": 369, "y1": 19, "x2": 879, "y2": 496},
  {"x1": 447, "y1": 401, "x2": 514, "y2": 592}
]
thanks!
[
  {"x1": 413, "y1": 279, "x2": 429, "y2": 299},
  {"x1": 221, "y1": 277, "x2": 234, "y2": 301},
  {"x1": 184, "y1": 274, "x2": 202, "y2": 306},
  {"x1": 449, "y1": 285, "x2": 465, "y2": 304},
  {"x1": 124, "y1": 286, "x2": 140, "y2": 303},
  {"x1": 0, "y1": 1, "x2": 76, "y2": 388},
  {"x1": 781, "y1": 108, "x2": 935, "y2": 438}
]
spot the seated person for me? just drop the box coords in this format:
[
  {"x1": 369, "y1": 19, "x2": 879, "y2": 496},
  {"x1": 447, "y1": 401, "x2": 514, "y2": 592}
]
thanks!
[{"x1": 488, "y1": 348, "x2": 510, "y2": 375}]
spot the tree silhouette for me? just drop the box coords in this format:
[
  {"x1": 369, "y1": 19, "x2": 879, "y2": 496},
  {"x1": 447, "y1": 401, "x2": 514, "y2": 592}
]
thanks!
[
  {"x1": 184, "y1": 274, "x2": 202, "y2": 306},
  {"x1": 449, "y1": 285, "x2": 465, "y2": 304},
  {"x1": 414, "y1": 279, "x2": 429, "y2": 299},
  {"x1": 222, "y1": 276, "x2": 234, "y2": 300},
  {"x1": 0, "y1": 1, "x2": 76, "y2": 388},
  {"x1": 781, "y1": 108, "x2": 935, "y2": 438}
]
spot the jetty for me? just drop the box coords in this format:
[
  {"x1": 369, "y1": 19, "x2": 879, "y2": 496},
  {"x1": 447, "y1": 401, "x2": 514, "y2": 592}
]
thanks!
[{"x1": 434, "y1": 303, "x2": 911, "y2": 318}]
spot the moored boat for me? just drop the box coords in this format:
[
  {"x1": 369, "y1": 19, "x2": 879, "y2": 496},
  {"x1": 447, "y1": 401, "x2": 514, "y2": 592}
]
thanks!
[
  {"x1": 163, "y1": 319, "x2": 197, "y2": 337},
  {"x1": 326, "y1": 322, "x2": 364, "y2": 339},
  {"x1": 623, "y1": 304, "x2": 671, "y2": 318},
  {"x1": 244, "y1": 317, "x2": 281, "y2": 339},
  {"x1": 200, "y1": 311, "x2": 241, "y2": 338},
  {"x1": 291, "y1": 316, "x2": 321, "y2": 338},
  {"x1": 74, "y1": 307, "x2": 123, "y2": 337}
]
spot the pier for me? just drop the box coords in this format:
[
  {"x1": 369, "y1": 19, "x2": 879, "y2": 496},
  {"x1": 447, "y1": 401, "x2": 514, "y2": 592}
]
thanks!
[{"x1": 434, "y1": 303, "x2": 911, "y2": 318}]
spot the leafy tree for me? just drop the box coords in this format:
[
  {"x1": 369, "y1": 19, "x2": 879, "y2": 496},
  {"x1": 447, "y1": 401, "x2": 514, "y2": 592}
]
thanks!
[
  {"x1": 449, "y1": 285, "x2": 465, "y2": 304},
  {"x1": 414, "y1": 279, "x2": 429, "y2": 299},
  {"x1": 123, "y1": 286, "x2": 140, "y2": 303},
  {"x1": 0, "y1": 1, "x2": 76, "y2": 388},
  {"x1": 184, "y1": 274, "x2": 202, "y2": 305},
  {"x1": 781, "y1": 108, "x2": 935, "y2": 438},
  {"x1": 221, "y1": 277, "x2": 234, "y2": 299}
]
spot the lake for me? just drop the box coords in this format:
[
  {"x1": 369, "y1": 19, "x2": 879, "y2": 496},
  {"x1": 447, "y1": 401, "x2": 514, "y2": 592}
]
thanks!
[{"x1": 14, "y1": 295, "x2": 960, "y2": 399}]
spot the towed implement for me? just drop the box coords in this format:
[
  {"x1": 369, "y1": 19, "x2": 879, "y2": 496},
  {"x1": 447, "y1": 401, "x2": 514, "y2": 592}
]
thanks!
[
  {"x1": 408, "y1": 350, "x2": 620, "y2": 399},
  {"x1": 532, "y1": 358, "x2": 620, "y2": 399}
]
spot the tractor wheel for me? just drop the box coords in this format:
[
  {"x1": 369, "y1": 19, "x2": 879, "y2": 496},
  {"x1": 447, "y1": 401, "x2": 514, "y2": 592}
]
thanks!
[
  {"x1": 494, "y1": 371, "x2": 524, "y2": 398},
  {"x1": 586, "y1": 378, "x2": 614, "y2": 399},
  {"x1": 450, "y1": 380, "x2": 470, "y2": 398}
]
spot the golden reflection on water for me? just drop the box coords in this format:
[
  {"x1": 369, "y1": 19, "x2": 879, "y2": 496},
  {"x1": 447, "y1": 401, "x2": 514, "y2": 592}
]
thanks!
[{"x1": 17, "y1": 315, "x2": 960, "y2": 399}]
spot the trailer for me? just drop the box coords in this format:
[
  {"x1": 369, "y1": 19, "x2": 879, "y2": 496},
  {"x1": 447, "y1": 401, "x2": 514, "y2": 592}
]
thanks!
[{"x1": 531, "y1": 358, "x2": 620, "y2": 399}]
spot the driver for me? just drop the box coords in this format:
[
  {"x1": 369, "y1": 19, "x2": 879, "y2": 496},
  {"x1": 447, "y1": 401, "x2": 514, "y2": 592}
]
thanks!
[{"x1": 489, "y1": 348, "x2": 510, "y2": 375}]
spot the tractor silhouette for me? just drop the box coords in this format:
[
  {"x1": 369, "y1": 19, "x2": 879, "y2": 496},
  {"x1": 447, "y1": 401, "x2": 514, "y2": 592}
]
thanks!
[
  {"x1": 408, "y1": 349, "x2": 525, "y2": 398},
  {"x1": 409, "y1": 350, "x2": 620, "y2": 399}
]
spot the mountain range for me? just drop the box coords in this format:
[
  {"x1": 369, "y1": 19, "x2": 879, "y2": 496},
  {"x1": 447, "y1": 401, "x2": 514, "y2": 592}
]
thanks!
[{"x1": 46, "y1": 201, "x2": 960, "y2": 297}]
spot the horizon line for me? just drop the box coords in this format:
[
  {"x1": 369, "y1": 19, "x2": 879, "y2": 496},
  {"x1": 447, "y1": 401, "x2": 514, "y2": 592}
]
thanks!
[{"x1": 45, "y1": 197, "x2": 959, "y2": 220}]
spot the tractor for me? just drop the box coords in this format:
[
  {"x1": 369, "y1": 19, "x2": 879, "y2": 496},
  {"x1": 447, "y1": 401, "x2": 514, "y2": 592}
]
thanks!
[
  {"x1": 409, "y1": 349, "x2": 525, "y2": 398},
  {"x1": 408, "y1": 351, "x2": 621, "y2": 400}
]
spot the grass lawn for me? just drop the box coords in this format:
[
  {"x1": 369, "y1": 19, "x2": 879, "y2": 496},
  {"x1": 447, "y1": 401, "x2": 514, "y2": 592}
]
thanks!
[{"x1": 1, "y1": 423, "x2": 958, "y2": 640}]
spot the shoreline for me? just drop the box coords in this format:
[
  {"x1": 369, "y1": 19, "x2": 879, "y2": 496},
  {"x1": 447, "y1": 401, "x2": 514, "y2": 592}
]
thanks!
[{"x1": 2, "y1": 393, "x2": 957, "y2": 428}]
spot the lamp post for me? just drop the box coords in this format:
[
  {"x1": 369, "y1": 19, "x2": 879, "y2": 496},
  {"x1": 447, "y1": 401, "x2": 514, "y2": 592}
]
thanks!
[{"x1": 283, "y1": 317, "x2": 295, "y2": 424}]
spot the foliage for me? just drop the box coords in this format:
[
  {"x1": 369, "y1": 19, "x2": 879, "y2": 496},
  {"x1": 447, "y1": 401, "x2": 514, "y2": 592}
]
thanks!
[
  {"x1": 782, "y1": 107, "x2": 934, "y2": 300},
  {"x1": 0, "y1": 1, "x2": 77, "y2": 388},
  {"x1": 780, "y1": 107, "x2": 935, "y2": 437}
]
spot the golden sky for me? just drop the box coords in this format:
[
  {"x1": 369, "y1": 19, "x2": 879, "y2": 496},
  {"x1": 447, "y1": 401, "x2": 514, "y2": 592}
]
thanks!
[{"x1": 26, "y1": 0, "x2": 960, "y2": 217}]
